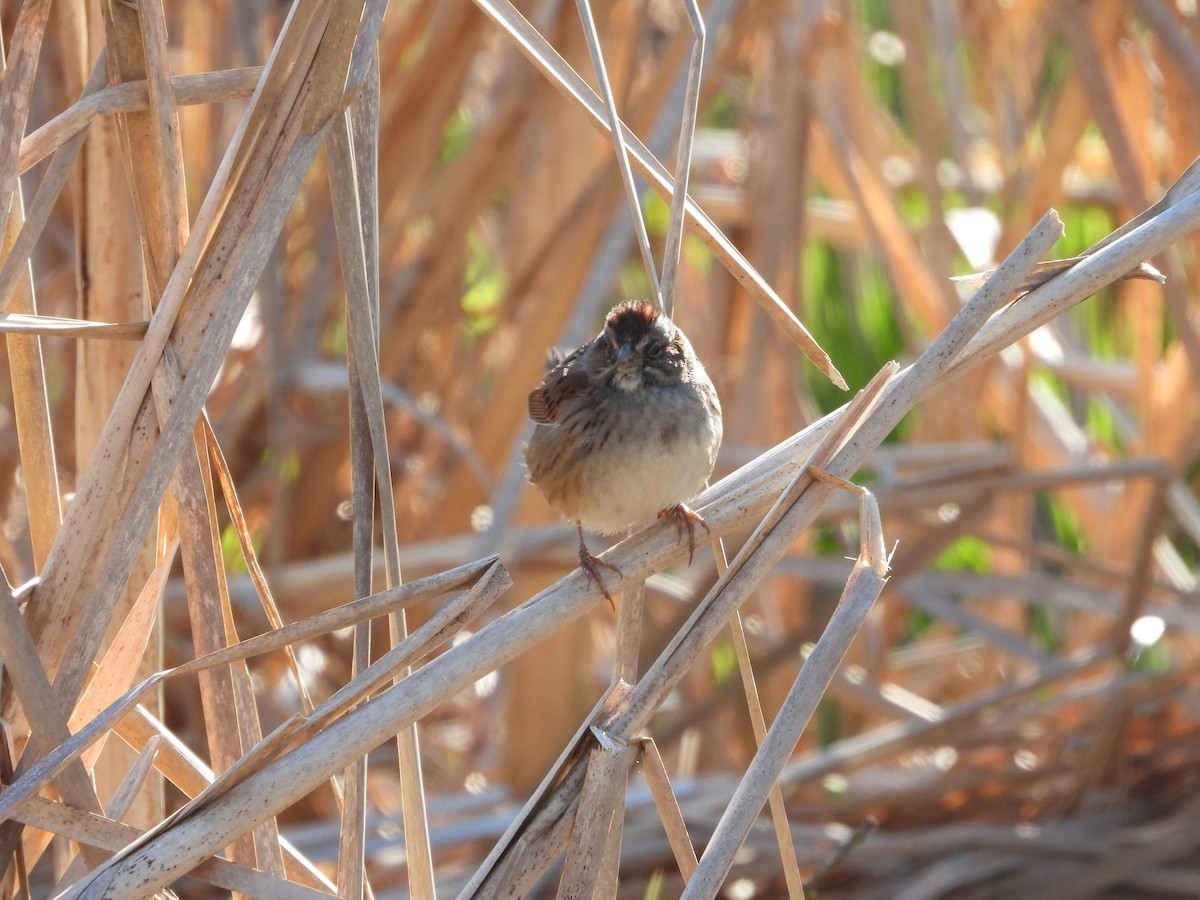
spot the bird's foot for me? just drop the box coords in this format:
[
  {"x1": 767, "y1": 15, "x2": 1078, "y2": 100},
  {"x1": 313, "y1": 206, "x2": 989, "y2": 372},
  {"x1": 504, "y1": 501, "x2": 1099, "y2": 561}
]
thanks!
[
  {"x1": 659, "y1": 503, "x2": 710, "y2": 565},
  {"x1": 578, "y1": 540, "x2": 622, "y2": 609}
]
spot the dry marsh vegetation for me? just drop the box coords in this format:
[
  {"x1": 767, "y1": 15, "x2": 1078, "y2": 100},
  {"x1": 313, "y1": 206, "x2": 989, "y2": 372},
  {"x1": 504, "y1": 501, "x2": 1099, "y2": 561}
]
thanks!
[{"x1": 1, "y1": 0, "x2": 1200, "y2": 898}]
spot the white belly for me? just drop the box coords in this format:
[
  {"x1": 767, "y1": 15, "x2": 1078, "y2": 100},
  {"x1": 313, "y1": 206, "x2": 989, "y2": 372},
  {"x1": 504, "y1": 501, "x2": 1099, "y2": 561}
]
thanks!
[
  {"x1": 527, "y1": 383, "x2": 721, "y2": 535},
  {"x1": 571, "y1": 423, "x2": 716, "y2": 533}
]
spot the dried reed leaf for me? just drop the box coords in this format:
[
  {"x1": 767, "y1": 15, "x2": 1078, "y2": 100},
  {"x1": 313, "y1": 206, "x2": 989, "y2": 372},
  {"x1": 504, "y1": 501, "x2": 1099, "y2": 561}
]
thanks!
[
  {"x1": 723, "y1": 590, "x2": 806, "y2": 898},
  {"x1": 0, "y1": 198, "x2": 61, "y2": 571},
  {"x1": 0, "y1": 582, "x2": 106, "y2": 868},
  {"x1": 171, "y1": 424, "x2": 268, "y2": 872},
  {"x1": 110, "y1": 707, "x2": 335, "y2": 893},
  {"x1": 0, "y1": 59, "x2": 104, "y2": 308},
  {"x1": 308, "y1": 560, "x2": 511, "y2": 727},
  {"x1": 70, "y1": 546, "x2": 174, "y2": 739},
  {"x1": 184, "y1": 556, "x2": 501, "y2": 675},
  {"x1": 660, "y1": 0, "x2": 705, "y2": 318},
  {"x1": 951, "y1": 257, "x2": 1166, "y2": 295},
  {"x1": 0, "y1": 5, "x2": 68, "y2": 571},
  {"x1": 49, "y1": 736, "x2": 165, "y2": 894},
  {"x1": 703, "y1": 506, "x2": 806, "y2": 892},
  {"x1": 0, "y1": 311, "x2": 148, "y2": 339},
  {"x1": 575, "y1": 0, "x2": 664, "y2": 310},
  {"x1": 105, "y1": 737, "x2": 163, "y2": 823}
]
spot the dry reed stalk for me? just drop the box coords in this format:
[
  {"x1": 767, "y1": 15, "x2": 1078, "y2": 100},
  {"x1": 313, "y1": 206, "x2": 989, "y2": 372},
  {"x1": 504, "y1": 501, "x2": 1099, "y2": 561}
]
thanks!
[
  {"x1": 1, "y1": 2, "x2": 1199, "y2": 897},
  {"x1": 0, "y1": 560, "x2": 503, "y2": 836},
  {"x1": 17, "y1": 67, "x2": 262, "y2": 173},
  {"x1": 684, "y1": 478, "x2": 890, "y2": 897},
  {"x1": 473, "y1": 0, "x2": 846, "y2": 389},
  {"x1": 2, "y1": 0, "x2": 384, "y2": 891},
  {"x1": 0, "y1": 4, "x2": 60, "y2": 577}
]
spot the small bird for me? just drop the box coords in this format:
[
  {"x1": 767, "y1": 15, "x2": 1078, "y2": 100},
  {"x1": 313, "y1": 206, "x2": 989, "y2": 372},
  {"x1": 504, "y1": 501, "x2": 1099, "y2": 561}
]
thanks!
[{"x1": 526, "y1": 300, "x2": 723, "y2": 603}]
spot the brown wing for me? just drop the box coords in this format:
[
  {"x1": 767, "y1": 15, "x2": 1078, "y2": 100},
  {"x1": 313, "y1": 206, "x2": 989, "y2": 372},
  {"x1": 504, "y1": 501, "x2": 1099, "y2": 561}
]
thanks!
[{"x1": 528, "y1": 344, "x2": 590, "y2": 423}]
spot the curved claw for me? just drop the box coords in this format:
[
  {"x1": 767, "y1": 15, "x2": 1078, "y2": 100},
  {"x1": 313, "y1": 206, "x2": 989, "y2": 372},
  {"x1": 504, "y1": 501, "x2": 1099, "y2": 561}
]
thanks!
[
  {"x1": 576, "y1": 526, "x2": 622, "y2": 608},
  {"x1": 658, "y1": 503, "x2": 710, "y2": 565}
]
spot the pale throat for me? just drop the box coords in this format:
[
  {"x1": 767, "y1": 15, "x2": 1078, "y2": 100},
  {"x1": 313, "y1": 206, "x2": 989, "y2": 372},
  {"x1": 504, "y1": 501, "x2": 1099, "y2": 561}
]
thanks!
[{"x1": 612, "y1": 368, "x2": 645, "y2": 392}]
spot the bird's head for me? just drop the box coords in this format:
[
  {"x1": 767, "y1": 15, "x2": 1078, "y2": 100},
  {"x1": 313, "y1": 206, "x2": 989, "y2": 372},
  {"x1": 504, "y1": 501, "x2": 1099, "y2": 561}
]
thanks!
[{"x1": 597, "y1": 300, "x2": 689, "y2": 392}]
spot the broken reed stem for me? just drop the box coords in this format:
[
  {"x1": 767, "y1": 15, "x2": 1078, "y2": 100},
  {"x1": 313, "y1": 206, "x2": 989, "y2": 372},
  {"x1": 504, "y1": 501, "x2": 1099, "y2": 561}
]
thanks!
[{"x1": 558, "y1": 726, "x2": 639, "y2": 897}]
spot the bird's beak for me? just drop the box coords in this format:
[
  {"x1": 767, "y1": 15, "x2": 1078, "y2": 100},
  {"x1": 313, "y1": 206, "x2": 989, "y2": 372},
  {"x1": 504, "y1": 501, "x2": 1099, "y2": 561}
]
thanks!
[{"x1": 616, "y1": 343, "x2": 634, "y2": 365}]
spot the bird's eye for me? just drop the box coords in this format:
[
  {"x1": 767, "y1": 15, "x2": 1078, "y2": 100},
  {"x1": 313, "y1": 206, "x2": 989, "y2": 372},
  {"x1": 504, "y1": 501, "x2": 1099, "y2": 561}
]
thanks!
[{"x1": 644, "y1": 341, "x2": 663, "y2": 359}]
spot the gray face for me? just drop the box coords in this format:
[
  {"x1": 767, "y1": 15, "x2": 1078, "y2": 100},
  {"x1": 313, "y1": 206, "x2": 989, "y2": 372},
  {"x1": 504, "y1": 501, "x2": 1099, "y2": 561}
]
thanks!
[{"x1": 594, "y1": 315, "x2": 688, "y2": 393}]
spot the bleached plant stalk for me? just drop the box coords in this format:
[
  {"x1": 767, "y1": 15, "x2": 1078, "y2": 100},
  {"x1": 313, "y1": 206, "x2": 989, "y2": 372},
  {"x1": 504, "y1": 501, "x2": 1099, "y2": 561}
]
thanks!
[
  {"x1": 637, "y1": 737, "x2": 700, "y2": 880},
  {"x1": 0, "y1": 557, "x2": 503, "y2": 826},
  {"x1": 720, "y1": 582, "x2": 807, "y2": 898},
  {"x1": 574, "y1": 0, "x2": 663, "y2": 308},
  {"x1": 660, "y1": 0, "x2": 705, "y2": 318},
  {"x1": 557, "y1": 726, "x2": 640, "y2": 898},
  {"x1": 682, "y1": 479, "x2": 890, "y2": 897},
  {"x1": 18, "y1": 67, "x2": 262, "y2": 173}
]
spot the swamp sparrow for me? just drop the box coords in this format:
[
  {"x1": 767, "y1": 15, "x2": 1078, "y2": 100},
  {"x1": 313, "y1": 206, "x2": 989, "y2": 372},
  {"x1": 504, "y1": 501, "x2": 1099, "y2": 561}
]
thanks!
[{"x1": 526, "y1": 300, "x2": 723, "y2": 603}]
